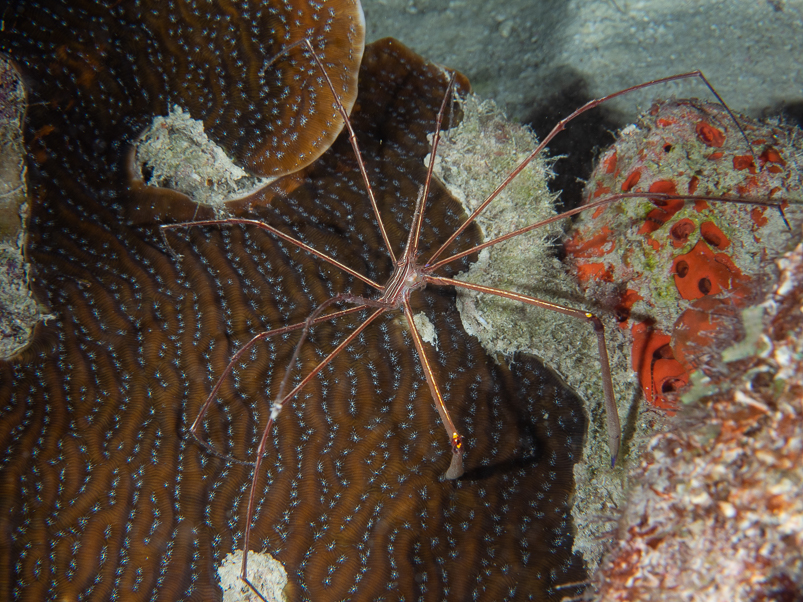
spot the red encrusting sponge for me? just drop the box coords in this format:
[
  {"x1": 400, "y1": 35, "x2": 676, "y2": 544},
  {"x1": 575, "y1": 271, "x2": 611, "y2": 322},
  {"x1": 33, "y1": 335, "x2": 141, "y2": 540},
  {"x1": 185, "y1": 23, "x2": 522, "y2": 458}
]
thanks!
[{"x1": 564, "y1": 100, "x2": 802, "y2": 409}]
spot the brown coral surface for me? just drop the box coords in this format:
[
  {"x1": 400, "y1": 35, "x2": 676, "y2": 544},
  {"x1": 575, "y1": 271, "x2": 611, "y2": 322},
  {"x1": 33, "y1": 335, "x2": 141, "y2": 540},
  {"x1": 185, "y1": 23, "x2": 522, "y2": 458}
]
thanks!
[
  {"x1": 4, "y1": 0, "x2": 365, "y2": 180},
  {"x1": 0, "y1": 3, "x2": 587, "y2": 600}
]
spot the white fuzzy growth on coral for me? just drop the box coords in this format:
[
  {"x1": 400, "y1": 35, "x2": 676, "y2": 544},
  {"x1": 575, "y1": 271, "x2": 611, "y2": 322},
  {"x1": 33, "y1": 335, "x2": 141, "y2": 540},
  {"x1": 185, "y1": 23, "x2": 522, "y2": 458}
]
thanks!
[
  {"x1": 217, "y1": 550, "x2": 288, "y2": 602},
  {"x1": 432, "y1": 92, "x2": 638, "y2": 571},
  {"x1": 135, "y1": 106, "x2": 272, "y2": 207},
  {"x1": 412, "y1": 312, "x2": 439, "y2": 350}
]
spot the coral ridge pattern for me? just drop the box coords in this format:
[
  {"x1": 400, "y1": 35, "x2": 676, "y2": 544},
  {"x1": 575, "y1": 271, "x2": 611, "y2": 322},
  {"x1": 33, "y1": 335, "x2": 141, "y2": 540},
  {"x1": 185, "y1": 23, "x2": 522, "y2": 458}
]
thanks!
[{"x1": 0, "y1": 1, "x2": 586, "y2": 600}]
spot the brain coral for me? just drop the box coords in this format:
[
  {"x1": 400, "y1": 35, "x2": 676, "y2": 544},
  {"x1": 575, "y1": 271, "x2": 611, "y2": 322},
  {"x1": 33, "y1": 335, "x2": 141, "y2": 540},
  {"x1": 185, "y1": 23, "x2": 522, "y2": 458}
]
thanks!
[{"x1": 0, "y1": 2, "x2": 588, "y2": 601}]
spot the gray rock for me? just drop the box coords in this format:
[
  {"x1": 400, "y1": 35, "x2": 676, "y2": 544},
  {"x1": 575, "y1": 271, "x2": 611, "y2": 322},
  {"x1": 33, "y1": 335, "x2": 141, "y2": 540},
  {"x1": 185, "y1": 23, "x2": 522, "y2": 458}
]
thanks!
[{"x1": 363, "y1": 0, "x2": 803, "y2": 124}]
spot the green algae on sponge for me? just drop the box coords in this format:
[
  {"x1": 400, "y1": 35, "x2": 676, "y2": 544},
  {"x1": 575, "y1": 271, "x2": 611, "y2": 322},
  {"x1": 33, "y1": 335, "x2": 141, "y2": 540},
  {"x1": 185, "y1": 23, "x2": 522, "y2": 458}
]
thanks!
[{"x1": 565, "y1": 99, "x2": 803, "y2": 409}]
